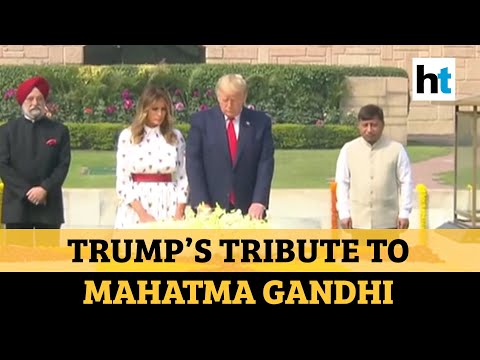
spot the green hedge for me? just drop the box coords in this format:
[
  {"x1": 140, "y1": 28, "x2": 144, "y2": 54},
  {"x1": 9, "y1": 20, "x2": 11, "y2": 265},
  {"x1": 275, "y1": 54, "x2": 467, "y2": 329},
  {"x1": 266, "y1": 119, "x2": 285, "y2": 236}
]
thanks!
[
  {"x1": 0, "y1": 64, "x2": 408, "y2": 126},
  {"x1": 65, "y1": 123, "x2": 358, "y2": 150}
]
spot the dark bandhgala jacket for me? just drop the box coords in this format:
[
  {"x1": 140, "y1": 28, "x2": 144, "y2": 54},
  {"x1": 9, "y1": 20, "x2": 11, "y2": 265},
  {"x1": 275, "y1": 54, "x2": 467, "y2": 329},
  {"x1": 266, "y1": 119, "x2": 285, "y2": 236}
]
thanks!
[
  {"x1": 186, "y1": 105, "x2": 275, "y2": 215},
  {"x1": 0, "y1": 116, "x2": 71, "y2": 225}
]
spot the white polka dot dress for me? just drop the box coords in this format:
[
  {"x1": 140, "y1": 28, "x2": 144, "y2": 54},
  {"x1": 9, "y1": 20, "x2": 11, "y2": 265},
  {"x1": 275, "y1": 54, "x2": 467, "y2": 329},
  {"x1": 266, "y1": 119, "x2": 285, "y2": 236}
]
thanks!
[{"x1": 114, "y1": 125, "x2": 189, "y2": 228}]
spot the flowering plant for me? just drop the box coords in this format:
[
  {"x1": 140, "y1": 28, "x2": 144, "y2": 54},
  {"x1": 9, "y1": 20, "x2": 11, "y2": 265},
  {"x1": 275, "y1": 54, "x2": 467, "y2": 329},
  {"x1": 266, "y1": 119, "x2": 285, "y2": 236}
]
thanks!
[
  {"x1": 0, "y1": 88, "x2": 19, "y2": 122},
  {"x1": 171, "y1": 87, "x2": 218, "y2": 123},
  {"x1": 416, "y1": 184, "x2": 428, "y2": 230},
  {"x1": 79, "y1": 88, "x2": 136, "y2": 124},
  {"x1": 319, "y1": 108, "x2": 357, "y2": 125},
  {"x1": 330, "y1": 181, "x2": 338, "y2": 229}
]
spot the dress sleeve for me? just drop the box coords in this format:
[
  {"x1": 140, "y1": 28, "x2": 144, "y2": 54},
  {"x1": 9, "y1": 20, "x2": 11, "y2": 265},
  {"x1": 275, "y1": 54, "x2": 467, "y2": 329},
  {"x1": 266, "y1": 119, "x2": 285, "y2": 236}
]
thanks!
[
  {"x1": 116, "y1": 128, "x2": 138, "y2": 205},
  {"x1": 174, "y1": 129, "x2": 189, "y2": 204}
]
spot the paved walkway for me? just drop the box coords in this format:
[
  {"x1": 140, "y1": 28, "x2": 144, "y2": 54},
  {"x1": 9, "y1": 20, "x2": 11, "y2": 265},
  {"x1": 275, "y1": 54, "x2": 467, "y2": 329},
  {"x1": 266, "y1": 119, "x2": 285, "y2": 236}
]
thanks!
[{"x1": 411, "y1": 153, "x2": 454, "y2": 189}]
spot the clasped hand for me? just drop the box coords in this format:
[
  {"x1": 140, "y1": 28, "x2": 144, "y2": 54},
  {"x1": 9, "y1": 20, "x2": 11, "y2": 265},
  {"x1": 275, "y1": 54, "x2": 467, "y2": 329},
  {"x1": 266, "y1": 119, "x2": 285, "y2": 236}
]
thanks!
[{"x1": 26, "y1": 186, "x2": 47, "y2": 206}]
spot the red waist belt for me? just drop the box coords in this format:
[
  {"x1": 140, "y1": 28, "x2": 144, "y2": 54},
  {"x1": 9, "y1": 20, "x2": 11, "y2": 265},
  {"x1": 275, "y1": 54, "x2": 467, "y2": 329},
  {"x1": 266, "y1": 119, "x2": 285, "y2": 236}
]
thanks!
[{"x1": 131, "y1": 173, "x2": 172, "y2": 182}]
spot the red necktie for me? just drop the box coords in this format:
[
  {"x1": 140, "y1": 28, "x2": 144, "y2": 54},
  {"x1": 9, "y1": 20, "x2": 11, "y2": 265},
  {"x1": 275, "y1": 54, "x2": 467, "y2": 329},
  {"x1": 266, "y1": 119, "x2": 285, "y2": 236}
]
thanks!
[{"x1": 227, "y1": 118, "x2": 237, "y2": 205}]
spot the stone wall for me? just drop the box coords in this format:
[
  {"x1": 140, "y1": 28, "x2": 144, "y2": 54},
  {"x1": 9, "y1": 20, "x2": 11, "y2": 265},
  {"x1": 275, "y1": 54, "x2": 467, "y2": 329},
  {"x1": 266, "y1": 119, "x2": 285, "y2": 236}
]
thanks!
[
  {"x1": 0, "y1": 45, "x2": 84, "y2": 65},
  {"x1": 342, "y1": 76, "x2": 408, "y2": 144},
  {"x1": 204, "y1": 45, "x2": 480, "y2": 136}
]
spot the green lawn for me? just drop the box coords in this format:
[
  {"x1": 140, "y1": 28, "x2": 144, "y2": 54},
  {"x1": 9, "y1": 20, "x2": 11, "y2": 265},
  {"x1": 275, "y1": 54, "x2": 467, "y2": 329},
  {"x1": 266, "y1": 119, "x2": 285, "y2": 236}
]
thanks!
[
  {"x1": 434, "y1": 146, "x2": 479, "y2": 187},
  {"x1": 65, "y1": 150, "x2": 116, "y2": 188},
  {"x1": 407, "y1": 145, "x2": 453, "y2": 163},
  {"x1": 435, "y1": 169, "x2": 480, "y2": 188},
  {"x1": 64, "y1": 145, "x2": 453, "y2": 189}
]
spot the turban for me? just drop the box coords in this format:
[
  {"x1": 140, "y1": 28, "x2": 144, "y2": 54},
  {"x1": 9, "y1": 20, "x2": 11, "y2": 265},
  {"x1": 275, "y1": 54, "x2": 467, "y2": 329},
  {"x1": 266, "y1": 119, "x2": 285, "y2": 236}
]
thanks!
[{"x1": 16, "y1": 76, "x2": 50, "y2": 105}]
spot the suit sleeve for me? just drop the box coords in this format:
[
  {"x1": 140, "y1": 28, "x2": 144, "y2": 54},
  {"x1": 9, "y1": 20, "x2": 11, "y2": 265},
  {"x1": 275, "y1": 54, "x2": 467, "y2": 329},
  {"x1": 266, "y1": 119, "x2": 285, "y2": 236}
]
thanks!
[
  {"x1": 186, "y1": 115, "x2": 211, "y2": 208},
  {"x1": 0, "y1": 124, "x2": 32, "y2": 198},
  {"x1": 252, "y1": 115, "x2": 275, "y2": 207},
  {"x1": 40, "y1": 125, "x2": 71, "y2": 192}
]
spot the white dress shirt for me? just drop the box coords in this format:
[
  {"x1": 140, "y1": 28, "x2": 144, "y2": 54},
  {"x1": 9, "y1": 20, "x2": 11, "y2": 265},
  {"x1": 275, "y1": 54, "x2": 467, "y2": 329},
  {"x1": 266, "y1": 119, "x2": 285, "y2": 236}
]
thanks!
[{"x1": 224, "y1": 114, "x2": 240, "y2": 139}]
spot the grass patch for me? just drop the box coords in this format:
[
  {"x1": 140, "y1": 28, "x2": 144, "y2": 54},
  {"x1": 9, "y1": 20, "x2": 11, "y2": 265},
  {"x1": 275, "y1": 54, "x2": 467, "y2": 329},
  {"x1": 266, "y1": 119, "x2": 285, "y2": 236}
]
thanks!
[
  {"x1": 64, "y1": 145, "x2": 453, "y2": 189},
  {"x1": 65, "y1": 150, "x2": 116, "y2": 188},
  {"x1": 433, "y1": 146, "x2": 478, "y2": 187},
  {"x1": 407, "y1": 145, "x2": 452, "y2": 163}
]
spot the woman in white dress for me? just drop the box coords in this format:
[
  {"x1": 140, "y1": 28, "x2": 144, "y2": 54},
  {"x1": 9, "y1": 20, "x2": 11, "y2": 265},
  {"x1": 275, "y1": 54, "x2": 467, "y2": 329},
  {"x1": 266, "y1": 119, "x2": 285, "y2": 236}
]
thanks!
[{"x1": 114, "y1": 85, "x2": 189, "y2": 228}]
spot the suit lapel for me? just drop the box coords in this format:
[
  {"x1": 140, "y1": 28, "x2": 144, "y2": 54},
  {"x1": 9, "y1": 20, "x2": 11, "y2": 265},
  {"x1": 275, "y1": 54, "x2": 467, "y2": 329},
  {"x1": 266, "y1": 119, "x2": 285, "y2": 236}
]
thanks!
[
  {"x1": 235, "y1": 109, "x2": 252, "y2": 168},
  {"x1": 210, "y1": 106, "x2": 231, "y2": 165}
]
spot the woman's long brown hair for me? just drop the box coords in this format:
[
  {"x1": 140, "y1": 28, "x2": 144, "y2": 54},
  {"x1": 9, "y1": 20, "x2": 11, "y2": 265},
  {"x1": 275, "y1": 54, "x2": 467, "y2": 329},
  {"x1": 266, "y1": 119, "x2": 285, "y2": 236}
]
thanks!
[{"x1": 130, "y1": 85, "x2": 177, "y2": 145}]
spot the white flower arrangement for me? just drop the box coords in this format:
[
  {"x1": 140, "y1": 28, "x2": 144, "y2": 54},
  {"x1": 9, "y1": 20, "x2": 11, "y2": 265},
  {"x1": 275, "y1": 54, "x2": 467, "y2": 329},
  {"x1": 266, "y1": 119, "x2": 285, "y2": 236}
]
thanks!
[{"x1": 141, "y1": 204, "x2": 270, "y2": 229}]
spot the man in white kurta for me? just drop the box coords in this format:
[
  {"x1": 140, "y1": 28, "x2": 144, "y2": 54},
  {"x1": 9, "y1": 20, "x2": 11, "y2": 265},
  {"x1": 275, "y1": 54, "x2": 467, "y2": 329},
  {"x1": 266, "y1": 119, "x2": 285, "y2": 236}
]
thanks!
[{"x1": 335, "y1": 104, "x2": 413, "y2": 229}]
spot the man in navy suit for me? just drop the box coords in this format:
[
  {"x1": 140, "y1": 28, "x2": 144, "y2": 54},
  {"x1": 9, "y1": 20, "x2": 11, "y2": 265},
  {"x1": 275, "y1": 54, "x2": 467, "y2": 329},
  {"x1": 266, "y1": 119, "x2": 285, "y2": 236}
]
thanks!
[{"x1": 186, "y1": 74, "x2": 275, "y2": 219}]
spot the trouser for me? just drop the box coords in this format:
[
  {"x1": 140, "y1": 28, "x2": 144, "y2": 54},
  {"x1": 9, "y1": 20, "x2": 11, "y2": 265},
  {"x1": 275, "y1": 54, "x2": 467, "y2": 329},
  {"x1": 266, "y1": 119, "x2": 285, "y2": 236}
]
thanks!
[{"x1": 5, "y1": 223, "x2": 61, "y2": 229}]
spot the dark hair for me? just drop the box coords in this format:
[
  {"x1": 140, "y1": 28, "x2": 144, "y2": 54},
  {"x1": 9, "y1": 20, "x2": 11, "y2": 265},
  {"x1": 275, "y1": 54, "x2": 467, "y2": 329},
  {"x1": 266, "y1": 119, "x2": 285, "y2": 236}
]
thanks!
[{"x1": 358, "y1": 104, "x2": 384, "y2": 123}]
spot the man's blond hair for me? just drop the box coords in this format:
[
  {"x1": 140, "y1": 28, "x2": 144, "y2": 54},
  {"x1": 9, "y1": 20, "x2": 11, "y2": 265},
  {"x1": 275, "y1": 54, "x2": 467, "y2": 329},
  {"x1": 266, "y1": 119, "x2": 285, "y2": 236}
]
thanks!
[{"x1": 215, "y1": 74, "x2": 248, "y2": 96}]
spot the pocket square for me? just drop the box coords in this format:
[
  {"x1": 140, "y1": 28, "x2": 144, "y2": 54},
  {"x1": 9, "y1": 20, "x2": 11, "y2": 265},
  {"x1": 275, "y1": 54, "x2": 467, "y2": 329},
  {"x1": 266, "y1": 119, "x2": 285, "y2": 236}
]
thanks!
[{"x1": 46, "y1": 138, "x2": 57, "y2": 146}]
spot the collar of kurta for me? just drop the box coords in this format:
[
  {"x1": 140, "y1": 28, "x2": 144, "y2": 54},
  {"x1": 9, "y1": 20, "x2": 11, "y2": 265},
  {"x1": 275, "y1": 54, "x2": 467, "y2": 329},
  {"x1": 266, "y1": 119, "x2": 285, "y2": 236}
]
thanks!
[
  {"x1": 23, "y1": 115, "x2": 47, "y2": 124},
  {"x1": 361, "y1": 134, "x2": 386, "y2": 149}
]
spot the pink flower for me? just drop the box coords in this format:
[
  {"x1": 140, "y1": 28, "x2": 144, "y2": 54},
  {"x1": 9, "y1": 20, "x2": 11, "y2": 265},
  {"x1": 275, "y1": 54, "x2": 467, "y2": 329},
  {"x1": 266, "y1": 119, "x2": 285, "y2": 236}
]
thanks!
[
  {"x1": 175, "y1": 102, "x2": 185, "y2": 111},
  {"x1": 121, "y1": 89, "x2": 131, "y2": 100},
  {"x1": 105, "y1": 105, "x2": 117, "y2": 114},
  {"x1": 199, "y1": 104, "x2": 208, "y2": 111},
  {"x1": 247, "y1": 104, "x2": 256, "y2": 110},
  {"x1": 46, "y1": 103, "x2": 59, "y2": 114},
  {"x1": 123, "y1": 99, "x2": 134, "y2": 110},
  {"x1": 3, "y1": 88, "x2": 15, "y2": 100}
]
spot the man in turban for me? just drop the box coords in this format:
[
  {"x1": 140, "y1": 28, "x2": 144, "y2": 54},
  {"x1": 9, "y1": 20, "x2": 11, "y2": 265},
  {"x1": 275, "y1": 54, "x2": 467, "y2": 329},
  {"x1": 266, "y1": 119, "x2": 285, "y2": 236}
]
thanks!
[{"x1": 0, "y1": 76, "x2": 71, "y2": 229}]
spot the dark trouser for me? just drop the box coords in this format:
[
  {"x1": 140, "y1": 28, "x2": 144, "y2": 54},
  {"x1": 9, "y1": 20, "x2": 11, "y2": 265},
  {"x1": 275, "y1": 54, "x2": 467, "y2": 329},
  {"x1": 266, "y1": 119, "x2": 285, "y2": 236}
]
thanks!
[{"x1": 5, "y1": 223, "x2": 61, "y2": 229}]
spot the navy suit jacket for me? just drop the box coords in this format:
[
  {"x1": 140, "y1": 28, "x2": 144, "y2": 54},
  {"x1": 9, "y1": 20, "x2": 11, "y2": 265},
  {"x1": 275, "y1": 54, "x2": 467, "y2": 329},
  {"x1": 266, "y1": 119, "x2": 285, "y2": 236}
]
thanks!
[{"x1": 186, "y1": 105, "x2": 275, "y2": 215}]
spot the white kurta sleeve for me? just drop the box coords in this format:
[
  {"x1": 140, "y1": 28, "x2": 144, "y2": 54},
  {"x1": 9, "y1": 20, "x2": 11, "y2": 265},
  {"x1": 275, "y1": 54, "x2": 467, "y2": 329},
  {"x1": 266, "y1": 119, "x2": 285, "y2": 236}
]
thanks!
[
  {"x1": 174, "y1": 129, "x2": 189, "y2": 204},
  {"x1": 397, "y1": 146, "x2": 413, "y2": 219},
  {"x1": 116, "y1": 128, "x2": 138, "y2": 205},
  {"x1": 335, "y1": 144, "x2": 351, "y2": 220}
]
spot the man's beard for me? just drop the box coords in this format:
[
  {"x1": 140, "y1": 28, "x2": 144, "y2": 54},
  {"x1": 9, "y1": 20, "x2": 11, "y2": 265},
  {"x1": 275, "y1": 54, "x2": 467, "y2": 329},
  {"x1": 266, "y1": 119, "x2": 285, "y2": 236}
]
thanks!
[{"x1": 24, "y1": 107, "x2": 45, "y2": 120}]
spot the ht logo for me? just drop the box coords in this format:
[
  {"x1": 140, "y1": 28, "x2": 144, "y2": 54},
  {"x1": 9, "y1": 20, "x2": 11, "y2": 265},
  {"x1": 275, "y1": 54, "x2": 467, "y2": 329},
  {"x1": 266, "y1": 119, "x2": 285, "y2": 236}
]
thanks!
[
  {"x1": 417, "y1": 66, "x2": 451, "y2": 94},
  {"x1": 412, "y1": 58, "x2": 456, "y2": 101}
]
